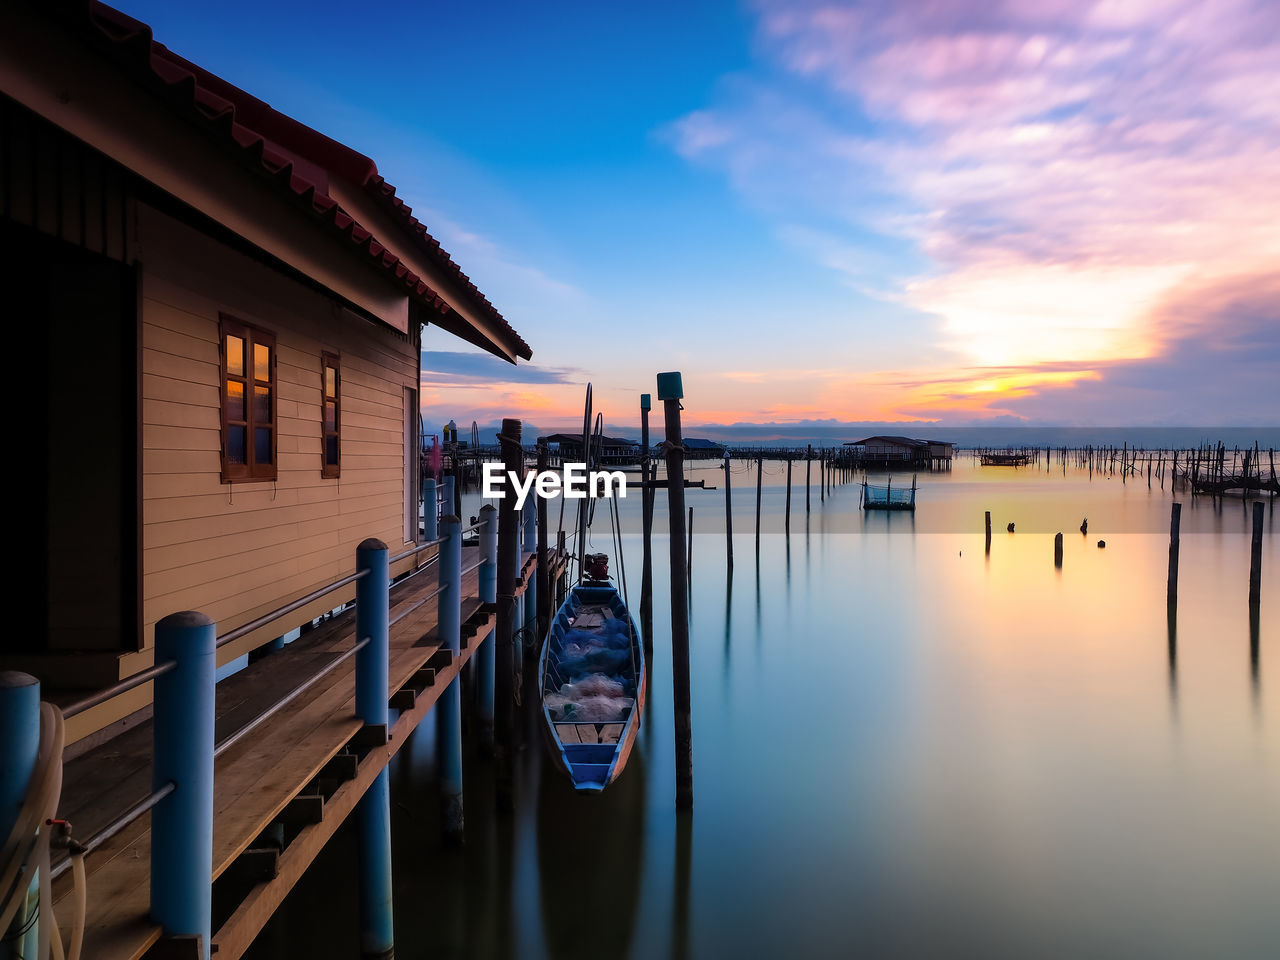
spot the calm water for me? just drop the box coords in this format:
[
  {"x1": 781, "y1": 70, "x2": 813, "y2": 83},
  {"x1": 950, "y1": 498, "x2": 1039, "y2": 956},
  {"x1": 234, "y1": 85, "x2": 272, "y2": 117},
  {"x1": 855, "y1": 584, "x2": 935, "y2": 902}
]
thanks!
[{"x1": 250, "y1": 459, "x2": 1278, "y2": 959}]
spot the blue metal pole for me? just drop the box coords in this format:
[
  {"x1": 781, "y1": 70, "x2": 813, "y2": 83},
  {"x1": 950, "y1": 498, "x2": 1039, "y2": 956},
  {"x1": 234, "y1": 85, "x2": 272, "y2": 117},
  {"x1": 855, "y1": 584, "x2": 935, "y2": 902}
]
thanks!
[
  {"x1": 423, "y1": 478, "x2": 437, "y2": 542},
  {"x1": 438, "y1": 514, "x2": 464, "y2": 842},
  {"x1": 1, "y1": 672, "x2": 40, "y2": 960},
  {"x1": 476, "y1": 505, "x2": 497, "y2": 754},
  {"x1": 150, "y1": 612, "x2": 215, "y2": 951},
  {"x1": 355, "y1": 539, "x2": 389, "y2": 729},
  {"x1": 522, "y1": 500, "x2": 537, "y2": 660},
  {"x1": 355, "y1": 539, "x2": 393, "y2": 959}
]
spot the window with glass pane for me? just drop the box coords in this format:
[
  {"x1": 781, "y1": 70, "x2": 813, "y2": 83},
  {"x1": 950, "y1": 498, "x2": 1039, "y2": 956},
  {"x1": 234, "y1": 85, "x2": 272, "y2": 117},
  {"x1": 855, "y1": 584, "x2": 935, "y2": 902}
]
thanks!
[
  {"x1": 219, "y1": 315, "x2": 276, "y2": 482},
  {"x1": 321, "y1": 352, "x2": 340, "y2": 478}
]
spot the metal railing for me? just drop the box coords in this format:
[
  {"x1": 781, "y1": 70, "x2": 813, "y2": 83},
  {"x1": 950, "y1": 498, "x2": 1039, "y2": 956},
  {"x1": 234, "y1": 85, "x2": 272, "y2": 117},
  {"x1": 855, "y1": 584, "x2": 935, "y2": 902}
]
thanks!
[
  {"x1": 25, "y1": 503, "x2": 531, "y2": 950},
  {"x1": 214, "y1": 636, "x2": 371, "y2": 759},
  {"x1": 49, "y1": 781, "x2": 175, "y2": 882},
  {"x1": 62, "y1": 658, "x2": 178, "y2": 719}
]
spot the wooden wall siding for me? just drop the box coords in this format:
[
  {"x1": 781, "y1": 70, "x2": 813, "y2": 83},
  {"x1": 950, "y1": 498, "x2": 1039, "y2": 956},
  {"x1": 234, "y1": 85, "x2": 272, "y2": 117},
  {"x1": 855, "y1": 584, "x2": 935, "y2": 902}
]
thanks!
[{"x1": 137, "y1": 202, "x2": 423, "y2": 664}]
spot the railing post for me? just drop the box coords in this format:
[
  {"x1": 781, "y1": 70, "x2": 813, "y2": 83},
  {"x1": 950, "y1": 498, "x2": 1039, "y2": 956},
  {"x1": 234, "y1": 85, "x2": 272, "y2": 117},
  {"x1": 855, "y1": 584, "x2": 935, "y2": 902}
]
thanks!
[
  {"x1": 477, "y1": 505, "x2": 497, "y2": 755},
  {"x1": 150, "y1": 612, "x2": 216, "y2": 954},
  {"x1": 437, "y1": 515, "x2": 464, "y2": 842},
  {"x1": 423, "y1": 477, "x2": 437, "y2": 542},
  {"x1": 1, "y1": 671, "x2": 41, "y2": 959},
  {"x1": 354, "y1": 539, "x2": 393, "y2": 960}
]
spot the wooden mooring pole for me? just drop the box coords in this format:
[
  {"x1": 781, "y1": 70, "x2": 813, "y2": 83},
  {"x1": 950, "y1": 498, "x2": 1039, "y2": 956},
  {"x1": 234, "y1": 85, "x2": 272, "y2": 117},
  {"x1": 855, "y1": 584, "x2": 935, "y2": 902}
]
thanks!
[
  {"x1": 806, "y1": 444, "x2": 812, "y2": 514},
  {"x1": 1250, "y1": 500, "x2": 1264, "y2": 607},
  {"x1": 495, "y1": 418, "x2": 521, "y2": 812},
  {"x1": 659, "y1": 372, "x2": 693, "y2": 809},
  {"x1": 1167, "y1": 502, "x2": 1181, "y2": 609},
  {"x1": 1054, "y1": 532, "x2": 1063, "y2": 568},
  {"x1": 723, "y1": 450, "x2": 734, "y2": 573},
  {"x1": 755, "y1": 456, "x2": 763, "y2": 556},
  {"x1": 785, "y1": 458, "x2": 792, "y2": 535},
  {"x1": 688, "y1": 506, "x2": 694, "y2": 592},
  {"x1": 985, "y1": 510, "x2": 992, "y2": 554},
  {"x1": 640, "y1": 394, "x2": 654, "y2": 655}
]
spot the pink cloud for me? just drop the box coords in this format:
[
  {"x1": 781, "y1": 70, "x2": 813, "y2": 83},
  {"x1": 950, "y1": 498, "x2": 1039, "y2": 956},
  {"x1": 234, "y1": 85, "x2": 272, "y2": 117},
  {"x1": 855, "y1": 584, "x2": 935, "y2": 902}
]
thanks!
[{"x1": 671, "y1": 0, "x2": 1280, "y2": 419}]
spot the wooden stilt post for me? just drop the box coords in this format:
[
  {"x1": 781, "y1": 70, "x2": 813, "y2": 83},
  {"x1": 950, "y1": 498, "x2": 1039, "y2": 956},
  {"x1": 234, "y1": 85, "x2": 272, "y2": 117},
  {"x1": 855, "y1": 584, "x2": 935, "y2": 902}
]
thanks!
[
  {"x1": 820, "y1": 451, "x2": 825, "y2": 502},
  {"x1": 755, "y1": 456, "x2": 763, "y2": 556},
  {"x1": 985, "y1": 510, "x2": 992, "y2": 554},
  {"x1": 495, "y1": 418, "x2": 521, "y2": 812},
  {"x1": 477, "y1": 505, "x2": 497, "y2": 756},
  {"x1": 658, "y1": 372, "x2": 693, "y2": 810},
  {"x1": 1054, "y1": 531, "x2": 1063, "y2": 568},
  {"x1": 536, "y1": 444, "x2": 550, "y2": 644},
  {"x1": 640, "y1": 395, "x2": 654, "y2": 654},
  {"x1": 1167, "y1": 502, "x2": 1181, "y2": 610},
  {"x1": 1250, "y1": 500, "x2": 1264, "y2": 607},
  {"x1": 436, "y1": 516, "x2": 464, "y2": 842}
]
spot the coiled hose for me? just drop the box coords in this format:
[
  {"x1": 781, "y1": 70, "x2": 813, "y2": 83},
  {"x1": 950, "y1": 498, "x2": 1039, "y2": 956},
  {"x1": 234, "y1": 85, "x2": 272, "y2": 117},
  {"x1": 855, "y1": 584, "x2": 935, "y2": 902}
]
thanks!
[{"x1": 0, "y1": 702, "x2": 85, "y2": 960}]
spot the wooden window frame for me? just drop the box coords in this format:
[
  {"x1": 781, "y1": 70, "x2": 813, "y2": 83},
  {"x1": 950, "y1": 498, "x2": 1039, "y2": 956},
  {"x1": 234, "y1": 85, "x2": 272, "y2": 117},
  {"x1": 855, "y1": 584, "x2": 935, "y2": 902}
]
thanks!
[
  {"x1": 218, "y1": 314, "x2": 277, "y2": 483},
  {"x1": 321, "y1": 351, "x2": 341, "y2": 479}
]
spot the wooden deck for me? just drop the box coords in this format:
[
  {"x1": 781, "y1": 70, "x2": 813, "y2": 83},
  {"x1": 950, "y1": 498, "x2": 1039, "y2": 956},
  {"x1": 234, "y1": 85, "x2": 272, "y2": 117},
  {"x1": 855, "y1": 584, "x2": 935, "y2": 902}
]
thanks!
[{"x1": 50, "y1": 544, "x2": 554, "y2": 960}]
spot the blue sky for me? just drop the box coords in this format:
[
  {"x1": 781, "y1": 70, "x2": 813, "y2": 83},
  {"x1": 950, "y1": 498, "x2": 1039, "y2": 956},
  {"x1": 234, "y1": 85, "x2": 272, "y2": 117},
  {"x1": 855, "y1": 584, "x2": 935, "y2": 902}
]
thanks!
[{"x1": 120, "y1": 0, "x2": 1280, "y2": 430}]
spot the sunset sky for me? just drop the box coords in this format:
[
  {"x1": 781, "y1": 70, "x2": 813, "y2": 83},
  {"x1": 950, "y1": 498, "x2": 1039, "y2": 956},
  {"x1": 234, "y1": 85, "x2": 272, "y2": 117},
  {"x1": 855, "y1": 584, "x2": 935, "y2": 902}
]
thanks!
[{"x1": 127, "y1": 0, "x2": 1279, "y2": 431}]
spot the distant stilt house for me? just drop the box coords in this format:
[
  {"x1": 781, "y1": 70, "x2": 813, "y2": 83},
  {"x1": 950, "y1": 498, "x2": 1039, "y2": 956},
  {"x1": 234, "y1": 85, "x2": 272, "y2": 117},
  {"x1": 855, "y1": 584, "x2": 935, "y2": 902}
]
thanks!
[
  {"x1": 846, "y1": 436, "x2": 953, "y2": 471},
  {"x1": 540, "y1": 433, "x2": 640, "y2": 465},
  {"x1": 2, "y1": 2, "x2": 530, "y2": 740},
  {"x1": 682, "y1": 438, "x2": 727, "y2": 460}
]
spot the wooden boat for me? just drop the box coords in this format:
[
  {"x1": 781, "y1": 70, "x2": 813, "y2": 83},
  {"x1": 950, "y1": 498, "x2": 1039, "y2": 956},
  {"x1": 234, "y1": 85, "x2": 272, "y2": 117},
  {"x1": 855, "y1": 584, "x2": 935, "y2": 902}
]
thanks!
[{"x1": 538, "y1": 579, "x2": 646, "y2": 792}]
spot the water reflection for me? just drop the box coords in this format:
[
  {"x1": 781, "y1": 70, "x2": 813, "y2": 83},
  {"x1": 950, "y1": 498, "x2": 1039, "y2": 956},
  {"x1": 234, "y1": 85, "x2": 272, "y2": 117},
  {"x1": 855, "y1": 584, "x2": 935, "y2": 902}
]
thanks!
[
  {"x1": 723, "y1": 575, "x2": 733, "y2": 688},
  {"x1": 253, "y1": 459, "x2": 1277, "y2": 960},
  {"x1": 536, "y1": 750, "x2": 645, "y2": 958},
  {"x1": 672, "y1": 812, "x2": 692, "y2": 960}
]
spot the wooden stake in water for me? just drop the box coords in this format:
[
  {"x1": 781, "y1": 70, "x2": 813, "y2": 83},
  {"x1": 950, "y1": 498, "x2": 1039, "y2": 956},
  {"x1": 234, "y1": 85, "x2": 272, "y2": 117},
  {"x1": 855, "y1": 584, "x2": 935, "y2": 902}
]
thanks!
[
  {"x1": 1168, "y1": 502, "x2": 1181, "y2": 609},
  {"x1": 755, "y1": 456, "x2": 763, "y2": 556},
  {"x1": 785, "y1": 458, "x2": 792, "y2": 535},
  {"x1": 985, "y1": 510, "x2": 992, "y2": 555},
  {"x1": 688, "y1": 506, "x2": 694, "y2": 588},
  {"x1": 1054, "y1": 531, "x2": 1063, "y2": 568},
  {"x1": 806, "y1": 444, "x2": 812, "y2": 514},
  {"x1": 723, "y1": 451, "x2": 734, "y2": 573},
  {"x1": 640, "y1": 394, "x2": 654, "y2": 655},
  {"x1": 658, "y1": 371, "x2": 693, "y2": 809},
  {"x1": 1250, "y1": 500, "x2": 1264, "y2": 607}
]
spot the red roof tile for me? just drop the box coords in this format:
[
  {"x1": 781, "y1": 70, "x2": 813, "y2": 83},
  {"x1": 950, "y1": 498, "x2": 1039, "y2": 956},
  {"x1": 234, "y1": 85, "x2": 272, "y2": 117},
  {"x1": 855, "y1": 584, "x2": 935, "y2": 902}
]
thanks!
[{"x1": 72, "y1": 1, "x2": 531, "y2": 360}]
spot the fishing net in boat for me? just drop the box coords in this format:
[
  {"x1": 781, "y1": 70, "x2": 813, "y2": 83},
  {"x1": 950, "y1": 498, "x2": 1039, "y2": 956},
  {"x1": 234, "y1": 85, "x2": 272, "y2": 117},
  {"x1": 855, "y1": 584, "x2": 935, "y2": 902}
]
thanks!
[
  {"x1": 546, "y1": 691, "x2": 634, "y2": 722},
  {"x1": 546, "y1": 603, "x2": 637, "y2": 722}
]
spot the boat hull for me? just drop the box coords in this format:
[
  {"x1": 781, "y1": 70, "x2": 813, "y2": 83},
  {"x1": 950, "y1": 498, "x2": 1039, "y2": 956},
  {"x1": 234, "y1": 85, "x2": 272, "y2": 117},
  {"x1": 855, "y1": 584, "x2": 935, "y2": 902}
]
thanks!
[{"x1": 538, "y1": 582, "x2": 646, "y2": 792}]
